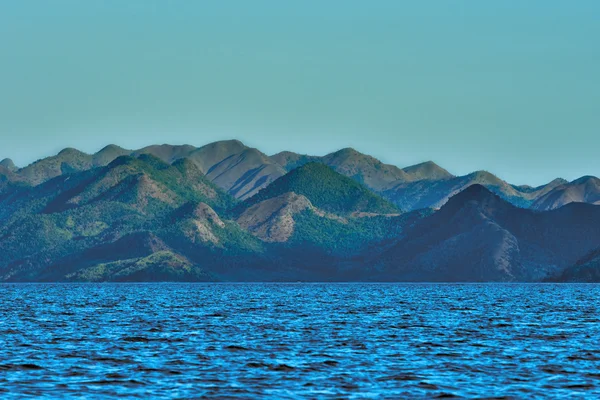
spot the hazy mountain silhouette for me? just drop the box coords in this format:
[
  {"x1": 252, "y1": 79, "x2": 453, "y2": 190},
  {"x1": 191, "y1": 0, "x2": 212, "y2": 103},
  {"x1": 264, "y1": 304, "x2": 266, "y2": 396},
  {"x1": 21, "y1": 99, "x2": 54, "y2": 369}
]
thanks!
[
  {"x1": 531, "y1": 176, "x2": 600, "y2": 210},
  {"x1": 0, "y1": 158, "x2": 17, "y2": 172},
  {"x1": 382, "y1": 171, "x2": 568, "y2": 210}
]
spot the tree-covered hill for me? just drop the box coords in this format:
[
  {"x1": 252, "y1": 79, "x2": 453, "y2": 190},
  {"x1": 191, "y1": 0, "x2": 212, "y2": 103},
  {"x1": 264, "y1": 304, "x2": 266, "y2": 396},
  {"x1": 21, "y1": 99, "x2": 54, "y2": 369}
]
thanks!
[{"x1": 236, "y1": 162, "x2": 400, "y2": 216}]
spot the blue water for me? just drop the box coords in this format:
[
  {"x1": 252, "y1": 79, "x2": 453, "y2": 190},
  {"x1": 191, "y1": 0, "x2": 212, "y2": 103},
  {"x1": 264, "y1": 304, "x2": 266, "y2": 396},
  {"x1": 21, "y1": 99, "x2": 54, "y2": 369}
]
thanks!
[{"x1": 1, "y1": 283, "x2": 599, "y2": 398}]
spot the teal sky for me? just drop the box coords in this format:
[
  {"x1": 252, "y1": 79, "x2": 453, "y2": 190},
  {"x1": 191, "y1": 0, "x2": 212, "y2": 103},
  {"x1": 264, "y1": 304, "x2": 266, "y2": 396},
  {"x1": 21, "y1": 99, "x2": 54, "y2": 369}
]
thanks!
[{"x1": 1, "y1": 1, "x2": 599, "y2": 185}]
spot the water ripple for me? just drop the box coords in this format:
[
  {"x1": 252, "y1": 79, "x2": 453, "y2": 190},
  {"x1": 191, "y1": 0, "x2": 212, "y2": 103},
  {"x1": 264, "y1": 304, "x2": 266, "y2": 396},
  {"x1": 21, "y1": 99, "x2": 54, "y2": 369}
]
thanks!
[{"x1": 0, "y1": 283, "x2": 599, "y2": 398}]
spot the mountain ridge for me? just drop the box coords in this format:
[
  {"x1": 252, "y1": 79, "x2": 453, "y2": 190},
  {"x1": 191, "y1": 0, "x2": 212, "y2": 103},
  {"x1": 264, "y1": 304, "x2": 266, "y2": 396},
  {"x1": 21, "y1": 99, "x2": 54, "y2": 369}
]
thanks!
[{"x1": 4, "y1": 140, "x2": 598, "y2": 212}]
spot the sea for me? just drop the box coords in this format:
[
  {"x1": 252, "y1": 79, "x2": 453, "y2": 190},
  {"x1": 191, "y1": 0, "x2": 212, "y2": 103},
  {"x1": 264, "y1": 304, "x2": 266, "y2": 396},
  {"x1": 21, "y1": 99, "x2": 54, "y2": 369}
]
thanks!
[{"x1": 1, "y1": 283, "x2": 599, "y2": 398}]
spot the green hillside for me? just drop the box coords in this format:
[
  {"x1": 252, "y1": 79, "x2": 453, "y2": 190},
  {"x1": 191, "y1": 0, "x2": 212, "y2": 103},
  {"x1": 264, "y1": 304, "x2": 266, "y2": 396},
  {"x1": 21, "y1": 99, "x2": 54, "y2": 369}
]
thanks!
[{"x1": 237, "y1": 163, "x2": 399, "y2": 215}]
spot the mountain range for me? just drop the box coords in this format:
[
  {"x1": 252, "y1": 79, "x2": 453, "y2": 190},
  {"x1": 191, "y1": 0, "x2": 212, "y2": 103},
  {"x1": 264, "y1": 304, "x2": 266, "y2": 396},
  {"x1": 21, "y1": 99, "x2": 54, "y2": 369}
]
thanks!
[{"x1": 1, "y1": 140, "x2": 599, "y2": 282}]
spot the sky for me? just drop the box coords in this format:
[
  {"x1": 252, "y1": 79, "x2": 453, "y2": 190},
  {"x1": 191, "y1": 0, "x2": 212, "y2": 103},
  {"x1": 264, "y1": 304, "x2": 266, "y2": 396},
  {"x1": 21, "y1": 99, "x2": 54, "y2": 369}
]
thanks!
[{"x1": 0, "y1": 1, "x2": 599, "y2": 186}]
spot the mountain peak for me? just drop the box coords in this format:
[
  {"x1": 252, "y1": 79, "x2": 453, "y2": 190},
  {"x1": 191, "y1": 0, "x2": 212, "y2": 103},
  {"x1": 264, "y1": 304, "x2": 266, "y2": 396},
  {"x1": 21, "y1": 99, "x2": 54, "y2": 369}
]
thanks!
[
  {"x1": 202, "y1": 139, "x2": 248, "y2": 153},
  {"x1": 134, "y1": 144, "x2": 197, "y2": 164},
  {"x1": 571, "y1": 175, "x2": 600, "y2": 185},
  {"x1": 323, "y1": 147, "x2": 365, "y2": 162},
  {"x1": 0, "y1": 158, "x2": 17, "y2": 171},
  {"x1": 469, "y1": 170, "x2": 497, "y2": 180},
  {"x1": 442, "y1": 184, "x2": 510, "y2": 213},
  {"x1": 549, "y1": 178, "x2": 568, "y2": 186},
  {"x1": 271, "y1": 150, "x2": 300, "y2": 158},
  {"x1": 457, "y1": 183, "x2": 494, "y2": 198},
  {"x1": 335, "y1": 147, "x2": 360, "y2": 155},
  {"x1": 402, "y1": 161, "x2": 453, "y2": 181},
  {"x1": 219, "y1": 139, "x2": 245, "y2": 147},
  {"x1": 270, "y1": 151, "x2": 321, "y2": 172},
  {"x1": 57, "y1": 147, "x2": 87, "y2": 157},
  {"x1": 93, "y1": 144, "x2": 131, "y2": 166},
  {"x1": 96, "y1": 144, "x2": 127, "y2": 154}
]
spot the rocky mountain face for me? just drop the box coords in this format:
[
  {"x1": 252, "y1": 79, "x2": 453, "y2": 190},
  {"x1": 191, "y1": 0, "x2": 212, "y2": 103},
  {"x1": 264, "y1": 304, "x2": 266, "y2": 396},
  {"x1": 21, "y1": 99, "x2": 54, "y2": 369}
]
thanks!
[{"x1": 1, "y1": 141, "x2": 600, "y2": 282}]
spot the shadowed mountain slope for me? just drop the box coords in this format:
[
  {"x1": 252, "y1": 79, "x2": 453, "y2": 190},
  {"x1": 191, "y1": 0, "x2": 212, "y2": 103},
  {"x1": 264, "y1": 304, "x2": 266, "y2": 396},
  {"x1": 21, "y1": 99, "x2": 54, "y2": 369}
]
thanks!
[
  {"x1": 558, "y1": 248, "x2": 600, "y2": 282},
  {"x1": 377, "y1": 185, "x2": 600, "y2": 282}
]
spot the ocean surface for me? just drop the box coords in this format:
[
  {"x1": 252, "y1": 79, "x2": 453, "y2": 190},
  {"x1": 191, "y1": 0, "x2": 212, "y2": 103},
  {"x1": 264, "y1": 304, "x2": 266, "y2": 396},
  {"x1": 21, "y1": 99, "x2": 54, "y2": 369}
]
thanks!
[{"x1": 1, "y1": 283, "x2": 599, "y2": 399}]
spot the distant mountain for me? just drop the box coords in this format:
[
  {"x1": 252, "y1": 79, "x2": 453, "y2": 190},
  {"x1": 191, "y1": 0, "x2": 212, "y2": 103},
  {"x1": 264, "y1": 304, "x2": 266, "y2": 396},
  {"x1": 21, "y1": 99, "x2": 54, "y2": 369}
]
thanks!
[
  {"x1": 531, "y1": 176, "x2": 600, "y2": 211},
  {"x1": 133, "y1": 144, "x2": 197, "y2": 164},
  {"x1": 7, "y1": 141, "x2": 599, "y2": 211},
  {"x1": 4, "y1": 140, "x2": 285, "y2": 200},
  {"x1": 236, "y1": 162, "x2": 399, "y2": 216},
  {"x1": 183, "y1": 140, "x2": 248, "y2": 173},
  {"x1": 382, "y1": 171, "x2": 567, "y2": 210},
  {"x1": 401, "y1": 161, "x2": 453, "y2": 181},
  {"x1": 320, "y1": 148, "x2": 410, "y2": 191},
  {"x1": 17, "y1": 148, "x2": 94, "y2": 185},
  {"x1": 93, "y1": 144, "x2": 131, "y2": 165},
  {"x1": 2, "y1": 140, "x2": 600, "y2": 282},
  {"x1": 38, "y1": 154, "x2": 235, "y2": 215},
  {"x1": 194, "y1": 143, "x2": 286, "y2": 200},
  {"x1": 270, "y1": 151, "x2": 320, "y2": 172},
  {"x1": 0, "y1": 158, "x2": 17, "y2": 172},
  {"x1": 270, "y1": 149, "x2": 579, "y2": 211},
  {"x1": 271, "y1": 148, "x2": 447, "y2": 192},
  {"x1": 133, "y1": 141, "x2": 286, "y2": 199},
  {"x1": 376, "y1": 185, "x2": 600, "y2": 282}
]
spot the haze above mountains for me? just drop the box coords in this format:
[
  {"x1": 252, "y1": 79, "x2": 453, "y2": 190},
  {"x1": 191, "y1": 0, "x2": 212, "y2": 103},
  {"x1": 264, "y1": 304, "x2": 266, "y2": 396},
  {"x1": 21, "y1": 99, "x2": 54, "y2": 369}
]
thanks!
[{"x1": 1, "y1": 140, "x2": 599, "y2": 283}]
